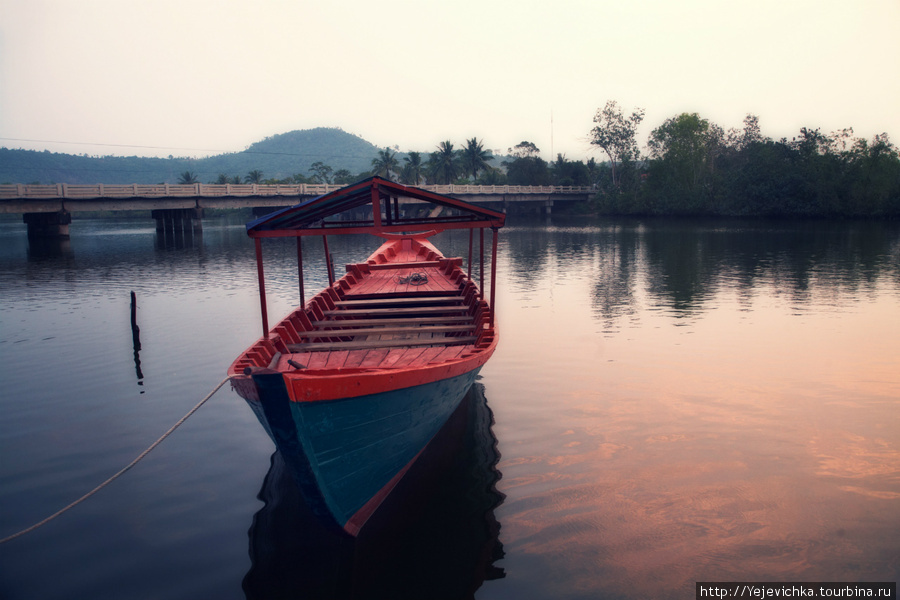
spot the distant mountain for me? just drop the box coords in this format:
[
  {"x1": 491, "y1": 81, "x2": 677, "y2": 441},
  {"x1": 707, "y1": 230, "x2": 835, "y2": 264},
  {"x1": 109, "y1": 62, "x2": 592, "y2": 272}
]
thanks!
[{"x1": 0, "y1": 127, "x2": 385, "y2": 184}]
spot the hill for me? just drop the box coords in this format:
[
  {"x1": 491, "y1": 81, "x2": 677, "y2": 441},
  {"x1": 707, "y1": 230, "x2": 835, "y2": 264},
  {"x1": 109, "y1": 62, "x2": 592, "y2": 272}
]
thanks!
[{"x1": 0, "y1": 127, "x2": 384, "y2": 184}]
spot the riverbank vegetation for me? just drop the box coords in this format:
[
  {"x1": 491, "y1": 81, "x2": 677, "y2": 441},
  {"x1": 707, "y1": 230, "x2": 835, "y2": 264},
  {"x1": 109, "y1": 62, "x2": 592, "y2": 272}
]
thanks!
[
  {"x1": 590, "y1": 102, "x2": 900, "y2": 218},
  {"x1": 254, "y1": 109, "x2": 900, "y2": 219},
  {"x1": 4, "y1": 111, "x2": 898, "y2": 219}
]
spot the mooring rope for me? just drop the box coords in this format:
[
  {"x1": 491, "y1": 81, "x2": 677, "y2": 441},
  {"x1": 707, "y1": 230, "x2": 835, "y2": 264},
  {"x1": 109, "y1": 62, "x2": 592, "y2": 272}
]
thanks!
[
  {"x1": 397, "y1": 272, "x2": 429, "y2": 285},
  {"x1": 0, "y1": 376, "x2": 231, "y2": 545}
]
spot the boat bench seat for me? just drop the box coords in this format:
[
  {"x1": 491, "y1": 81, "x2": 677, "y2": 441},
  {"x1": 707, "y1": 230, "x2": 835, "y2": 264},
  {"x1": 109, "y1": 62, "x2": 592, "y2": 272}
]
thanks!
[
  {"x1": 312, "y1": 315, "x2": 473, "y2": 329},
  {"x1": 298, "y1": 324, "x2": 475, "y2": 338},
  {"x1": 322, "y1": 306, "x2": 469, "y2": 317},
  {"x1": 332, "y1": 296, "x2": 464, "y2": 308},
  {"x1": 364, "y1": 260, "x2": 443, "y2": 270},
  {"x1": 287, "y1": 336, "x2": 478, "y2": 352}
]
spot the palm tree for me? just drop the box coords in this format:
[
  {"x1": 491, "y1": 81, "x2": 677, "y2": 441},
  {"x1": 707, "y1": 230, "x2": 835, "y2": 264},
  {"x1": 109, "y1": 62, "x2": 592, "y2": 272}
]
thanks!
[
  {"x1": 371, "y1": 148, "x2": 399, "y2": 180},
  {"x1": 461, "y1": 137, "x2": 492, "y2": 182},
  {"x1": 429, "y1": 141, "x2": 458, "y2": 184},
  {"x1": 244, "y1": 170, "x2": 264, "y2": 184},
  {"x1": 402, "y1": 151, "x2": 423, "y2": 184},
  {"x1": 177, "y1": 171, "x2": 198, "y2": 184}
]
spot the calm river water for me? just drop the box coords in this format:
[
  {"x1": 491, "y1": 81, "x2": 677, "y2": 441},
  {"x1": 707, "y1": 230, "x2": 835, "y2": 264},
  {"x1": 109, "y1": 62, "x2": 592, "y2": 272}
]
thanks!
[{"x1": 1, "y1": 214, "x2": 898, "y2": 599}]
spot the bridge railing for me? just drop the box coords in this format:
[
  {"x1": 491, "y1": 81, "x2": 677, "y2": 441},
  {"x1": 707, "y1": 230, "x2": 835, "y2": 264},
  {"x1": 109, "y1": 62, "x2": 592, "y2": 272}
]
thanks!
[
  {"x1": 0, "y1": 182, "x2": 595, "y2": 200},
  {"x1": 0, "y1": 183, "x2": 344, "y2": 199}
]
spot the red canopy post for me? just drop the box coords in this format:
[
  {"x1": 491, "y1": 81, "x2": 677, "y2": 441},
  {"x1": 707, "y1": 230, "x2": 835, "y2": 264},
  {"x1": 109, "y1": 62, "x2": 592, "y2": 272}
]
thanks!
[
  {"x1": 296, "y1": 237, "x2": 305, "y2": 307},
  {"x1": 490, "y1": 227, "x2": 499, "y2": 327},
  {"x1": 467, "y1": 228, "x2": 473, "y2": 279},
  {"x1": 254, "y1": 237, "x2": 269, "y2": 336},
  {"x1": 479, "y1": 228, "x2": 485, "y2": 299}
]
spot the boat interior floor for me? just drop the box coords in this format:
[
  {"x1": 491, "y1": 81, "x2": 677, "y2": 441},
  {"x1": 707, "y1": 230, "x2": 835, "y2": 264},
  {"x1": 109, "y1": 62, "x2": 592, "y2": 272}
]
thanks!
[{"x1": 278, "y1": 259, "x2": 485, "y2": 371}]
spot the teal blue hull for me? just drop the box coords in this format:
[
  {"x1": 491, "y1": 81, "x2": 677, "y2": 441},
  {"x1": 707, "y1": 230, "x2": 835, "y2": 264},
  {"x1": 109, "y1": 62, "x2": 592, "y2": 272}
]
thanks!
[{"x1": 249, "y1": 368, "x2": 480, "y2": 534}]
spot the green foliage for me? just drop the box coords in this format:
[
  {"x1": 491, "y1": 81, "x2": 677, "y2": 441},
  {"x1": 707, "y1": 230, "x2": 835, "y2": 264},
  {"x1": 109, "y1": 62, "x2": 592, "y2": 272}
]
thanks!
[
  {"x1": 476, "y1": 166, "x2": 507, "y2": 185},
  {"x1": 427, "y1": 141, "x2": 459, "y2": 184},
  {"x1": 4, "y1": 115, "x2": 897, "y2": 219},
  {"x1": 551, "y1": 154, "x2": 591, "y2": 186},
  {"x1": 371, "y1": 148, "x2": 399, "y2": 180},
  {"x1": 332, "y1": 169, "x2": 356, "y2": 184},
  {"x1": 244, "y1": 169, "x2": 264, "y2": 184},
  {"x1": 177, "y1": 171, "x2": 198, "y2": 184},
  {"x1": 594, "y1": 107, "x2": 900, "y2": 218},
  {"x1": 644, "y1": 112, "x2": 724, "y2": 214},
  {"x1": 401, "y1": 151, "x2": 423, "y2": 185},
  {"x1": 460, "y1": 137, "x2": 493, "y2": 182},
  {"x1": 308, "y1": 162, "x2": 333, "y2": 184},
  {"x1": 590, "y1": 100, "x2": 645, "y2": 189},
  {"x1": 502, "y1": 141, "x2": 550, "y2": 185}
]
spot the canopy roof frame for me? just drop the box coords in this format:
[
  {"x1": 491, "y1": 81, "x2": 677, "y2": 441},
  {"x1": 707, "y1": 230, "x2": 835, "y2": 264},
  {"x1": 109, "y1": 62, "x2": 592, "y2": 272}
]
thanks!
[
  {"x1": 246, "y1": 176, "x2": 506, "y2": 238},
  {"x1": 247, "y1": 177, "x2": 505, "y2": 337}
]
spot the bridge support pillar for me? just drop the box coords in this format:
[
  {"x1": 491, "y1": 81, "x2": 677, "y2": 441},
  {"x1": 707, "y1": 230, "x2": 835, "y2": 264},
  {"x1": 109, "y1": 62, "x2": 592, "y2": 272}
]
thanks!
[
  {"x1": 152, "y1": 208, "x2": 203, "y2": 233},
  {"x1": 23, "y1": 210, "x2": 72, "y2": 239},
  {"x1": 152, "y1": 208, "x2": 203, "y2": 248}
]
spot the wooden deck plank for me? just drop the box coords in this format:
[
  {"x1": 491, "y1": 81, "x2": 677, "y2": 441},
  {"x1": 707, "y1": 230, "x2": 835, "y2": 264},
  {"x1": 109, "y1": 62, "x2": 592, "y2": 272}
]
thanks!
[
  {"x1": 305, "y1": 352, "x2": 330, "y2": 369},
  {"x1": 344, "y1": 267, "x2": 459, "y2": 297},
  {"x1": 324, "y1": 350, "x2": 351, "y2": 369},
  {"x1": 382, "y1": 348, "x2": 411, "y2": 368},
  {"x1": 342, "y1": 349, "x2": 371, "y2": 368},
  {"x1": 406, "y1": 346, "x2": 446, "y2": 367},
  {"x1": 394, "y1": 346, "x2": 428, "y2": 367},
  {"x1": 359, "y1": 348, "x2": 391, "y2": 368},
  {"x1": 427, "y1": 345, "x2": 468, "y2": 362}
]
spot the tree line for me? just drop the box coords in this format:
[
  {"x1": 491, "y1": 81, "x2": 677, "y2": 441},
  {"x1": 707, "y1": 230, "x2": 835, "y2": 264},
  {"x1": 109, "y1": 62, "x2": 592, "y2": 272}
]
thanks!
[
  {"x1": 590, "y1": 101, "x2": 900, "y2": 218},
  {"x1": 176, "y1": 105, "x2": 899, "y2": 219},
  {"x1": 183, "y1": 137, "x2": 601, "y2": 189}
]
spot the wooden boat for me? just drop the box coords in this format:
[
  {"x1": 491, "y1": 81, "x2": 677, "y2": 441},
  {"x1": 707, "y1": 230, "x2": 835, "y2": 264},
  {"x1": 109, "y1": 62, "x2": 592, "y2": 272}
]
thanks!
[{"x1": 228, "y1": 176, "x2": 505, "y2": 536}]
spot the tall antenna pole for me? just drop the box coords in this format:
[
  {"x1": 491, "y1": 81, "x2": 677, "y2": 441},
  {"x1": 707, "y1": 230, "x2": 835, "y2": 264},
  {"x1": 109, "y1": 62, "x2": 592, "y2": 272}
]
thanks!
[{"x1": 550, "y1": 108, "x2": 554, "y2": 161}]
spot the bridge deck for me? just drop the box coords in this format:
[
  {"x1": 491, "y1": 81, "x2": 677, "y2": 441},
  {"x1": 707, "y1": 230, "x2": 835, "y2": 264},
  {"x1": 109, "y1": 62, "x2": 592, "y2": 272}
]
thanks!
[{"x1": 0, "y1": 182, "x2": 594, "y2": 214}]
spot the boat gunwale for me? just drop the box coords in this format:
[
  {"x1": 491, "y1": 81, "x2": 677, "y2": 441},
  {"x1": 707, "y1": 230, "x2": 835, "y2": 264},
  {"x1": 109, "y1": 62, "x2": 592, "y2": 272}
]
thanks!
[{"x1": 228, "y1": 234, "x2": 497, "y2": 403}]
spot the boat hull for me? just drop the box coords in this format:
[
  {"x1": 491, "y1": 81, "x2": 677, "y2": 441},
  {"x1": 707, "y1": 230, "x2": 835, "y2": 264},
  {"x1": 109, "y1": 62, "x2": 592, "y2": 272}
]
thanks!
[
  {"x1": 247, "y1": 367, "x2": 482, "y2": 535},
  {"x1": 230, "y1": 220, "x2": 502, "y2": 535}
]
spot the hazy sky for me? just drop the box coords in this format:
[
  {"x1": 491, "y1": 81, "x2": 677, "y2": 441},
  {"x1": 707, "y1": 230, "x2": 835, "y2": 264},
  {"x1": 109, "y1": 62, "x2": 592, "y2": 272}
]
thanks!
[{"x1": 1, "y1": 0, "x2": 898, "y2": 164}]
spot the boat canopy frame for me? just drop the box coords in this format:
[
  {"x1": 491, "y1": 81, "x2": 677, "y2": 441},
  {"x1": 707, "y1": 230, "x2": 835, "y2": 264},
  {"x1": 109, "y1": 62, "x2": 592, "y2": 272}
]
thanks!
[{"x1": 246, "y1": 176, "x2": 506, "y2": 336}]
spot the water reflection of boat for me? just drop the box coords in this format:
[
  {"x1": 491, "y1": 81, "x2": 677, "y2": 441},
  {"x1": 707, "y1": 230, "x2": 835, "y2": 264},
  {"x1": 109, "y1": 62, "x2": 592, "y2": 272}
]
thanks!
[
  {"x1": 243, "y1": 382, "x2": 505, "y2": 600},
  {"x1": 228, "y1": 177, "x2": 505, "y2": 536}
]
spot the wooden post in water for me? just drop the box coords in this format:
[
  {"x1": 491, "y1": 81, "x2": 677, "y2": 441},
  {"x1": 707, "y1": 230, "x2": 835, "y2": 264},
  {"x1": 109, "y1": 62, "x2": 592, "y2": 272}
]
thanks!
[
  {"x1": 130, "y1": 291, "x2": 144, "y2": 384},
  {"x1": 322, "y1": 235, "x2": 334, "y2": 286},
  {"x1": 254, "y1": 238, "x2": 269, "y2": 336}
]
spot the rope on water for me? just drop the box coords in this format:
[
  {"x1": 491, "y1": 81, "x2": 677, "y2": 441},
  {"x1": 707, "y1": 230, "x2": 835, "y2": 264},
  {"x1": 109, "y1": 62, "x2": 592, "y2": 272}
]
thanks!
[{"x1": 0, "y1": 376, "x2": 231, "y2": 545}]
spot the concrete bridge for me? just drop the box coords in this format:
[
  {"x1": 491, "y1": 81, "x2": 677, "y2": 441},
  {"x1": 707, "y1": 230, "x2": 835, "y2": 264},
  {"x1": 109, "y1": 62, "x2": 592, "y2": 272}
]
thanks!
[{"x1": 0, "y1": 182, "x2": 594, "y2": 238}]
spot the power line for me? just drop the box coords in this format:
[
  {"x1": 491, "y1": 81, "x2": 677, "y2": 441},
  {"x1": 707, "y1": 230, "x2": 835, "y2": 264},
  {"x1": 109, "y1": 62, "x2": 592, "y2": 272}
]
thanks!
[
  {"x1": 0, "y1": 137, "x2": 228, "y2": 154},
  {"x1": 0, "y1": 137, "x2": 385, "y2": 161}
]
